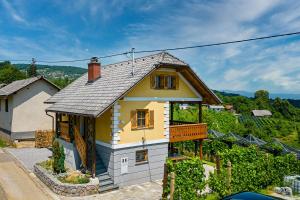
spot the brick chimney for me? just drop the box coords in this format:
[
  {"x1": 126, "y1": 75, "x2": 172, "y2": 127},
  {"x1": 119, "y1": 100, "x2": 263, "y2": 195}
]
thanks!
[{"x1": 88, "y1": 57, "x2": 101, "y2": 83}]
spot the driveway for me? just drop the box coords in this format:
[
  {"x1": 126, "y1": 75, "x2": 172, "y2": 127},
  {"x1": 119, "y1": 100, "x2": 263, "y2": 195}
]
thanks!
[
  {"x1": 0, "y1": 148, "x2": 53, "y2": 200},
  {"x1": 5, "y1": 147, "x2": 52, "y2": 171}
]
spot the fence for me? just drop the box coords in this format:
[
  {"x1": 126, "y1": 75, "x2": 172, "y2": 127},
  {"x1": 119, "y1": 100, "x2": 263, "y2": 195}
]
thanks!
[{"x1": 35, "y1": 130, "x2": 54, "y2": 148}]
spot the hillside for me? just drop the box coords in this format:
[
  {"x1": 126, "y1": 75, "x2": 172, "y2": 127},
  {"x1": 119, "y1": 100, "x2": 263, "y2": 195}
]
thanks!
[
  {"x1": 215, "y1": 90, "x2": 300, "y2": 108},
  {"x1": 14, "y1": 64, "x2": 87, "y2": 80}
]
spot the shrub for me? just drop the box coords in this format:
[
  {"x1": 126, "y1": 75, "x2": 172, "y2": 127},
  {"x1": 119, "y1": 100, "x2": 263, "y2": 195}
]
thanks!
[
  {"x1": 38, "y1": 159, "x2": 53, "y2": 171},
  {"x1": 208, "y1": 145, "x2": 300, "y2": 197},
  {"x1": 163, "y1": 157, "x2": 205, "y2": 200},
  {"x1": 52, "y1": 139, "x2": 65, "y2": 173},
  {"x1": 58, "y1": 171, "x2": 90, "y2": 184}
]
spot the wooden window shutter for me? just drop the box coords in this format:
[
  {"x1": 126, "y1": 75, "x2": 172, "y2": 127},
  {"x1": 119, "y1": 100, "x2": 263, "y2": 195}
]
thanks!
[
  {"x1": 149, "y1": 110, "x2": 154, "y2": 128},
  {"x1": 175, "y1": 75, "x2": 179, "y2": 90},
  {"x1": 131, "y1": 110, "x2": 137, "y2": 130}
]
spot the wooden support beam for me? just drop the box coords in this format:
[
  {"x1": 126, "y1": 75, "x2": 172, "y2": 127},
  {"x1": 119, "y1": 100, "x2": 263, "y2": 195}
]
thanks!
[
  {"x1": 170, "y1": 101, "x2": 174, "y2": 123},
  {"x1": 198, "y1": 101, "x2": 202, "y2": 123},
  {"x1": 199, "y1": 139, "x2": 203, "y2": 160}
]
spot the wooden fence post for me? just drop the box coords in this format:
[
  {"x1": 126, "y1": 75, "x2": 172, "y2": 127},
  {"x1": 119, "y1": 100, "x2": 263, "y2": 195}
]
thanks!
[
  {"x1": 162, "y1": 163, "x2": 168, "y2": 198},
  {"x1": 216, "y1": 155, "x2": 220, "y2": 175},
  {"x1": 227, "y1": 161, "x2": 232, "y2": 194},
  {"x1": 170, "y1": 172, "x2": 175, "y2": 200}
]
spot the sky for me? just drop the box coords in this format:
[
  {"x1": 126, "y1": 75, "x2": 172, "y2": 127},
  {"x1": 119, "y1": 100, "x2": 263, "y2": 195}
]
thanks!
[{"x1": 0, "y1": 0, "x2": 300, "y2": 94}]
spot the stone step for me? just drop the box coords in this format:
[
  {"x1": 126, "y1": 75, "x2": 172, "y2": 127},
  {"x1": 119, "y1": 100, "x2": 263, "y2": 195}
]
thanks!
[
  {"x1": 97, "y1": 174, "x2": 111, "y2": 181},
  {"x1": 99, "y1": 179, "x2": 114, "y2": 187},
  {"x1": 99, "y1": 184, "x2": 119, "y2": 193}
]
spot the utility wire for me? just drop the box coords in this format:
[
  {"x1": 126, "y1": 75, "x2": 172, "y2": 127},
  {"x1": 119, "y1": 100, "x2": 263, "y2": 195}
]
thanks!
[
  {"x1": 1, "y1": 31, "x2": 300, "y2": 63},
  {"x1": 135, "y1": 31, "x2": 300, "y2": 53}
]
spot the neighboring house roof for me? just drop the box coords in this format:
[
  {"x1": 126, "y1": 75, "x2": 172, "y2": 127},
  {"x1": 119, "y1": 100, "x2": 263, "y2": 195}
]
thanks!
[
  {"x1": 0, "y1": 76, "x2": 60, "y2": 98},
  {"x1": 46, "y1": 52, "x2": 222, "y2": 117},
  {"x1": 252, "y1": 110, "x2": 272, "y2": 117}
]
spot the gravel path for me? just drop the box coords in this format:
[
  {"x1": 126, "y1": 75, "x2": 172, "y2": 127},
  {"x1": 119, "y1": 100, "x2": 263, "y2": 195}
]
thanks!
[{"x1": 5, "y1": 147, "x2": 52, "y2": 172}]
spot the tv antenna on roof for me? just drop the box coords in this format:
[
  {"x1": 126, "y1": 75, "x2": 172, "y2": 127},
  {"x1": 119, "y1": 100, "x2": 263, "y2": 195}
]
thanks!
[{"x1": 131, "y1": 48, "x2": 135, "y2": 76}]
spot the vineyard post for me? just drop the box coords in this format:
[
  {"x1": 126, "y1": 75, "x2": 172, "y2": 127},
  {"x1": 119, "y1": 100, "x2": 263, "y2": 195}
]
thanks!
[
  {"x1": 227, "y1": 161, "x2": 232, "y2": 194},
  {"x1": 216, "y1": 155, "x2": 221, "y2": 175},
  {"x1": 170, "y1": 172, "x2": 175, "y2": 200}
]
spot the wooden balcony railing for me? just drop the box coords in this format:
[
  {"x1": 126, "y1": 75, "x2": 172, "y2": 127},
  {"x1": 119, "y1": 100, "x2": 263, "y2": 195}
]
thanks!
[
  {"x1": 59, "y1": 122, "x2": 71, "y2": 142},
  {"x1": 170, "y1": 120, "x2": 196, "y2": 125},
  {"x1": 169, "y1": 123, "x2": 208, "y2": 143},
  {"x1": 74, "y1": 127, "x2": 86, "y2": 168}
]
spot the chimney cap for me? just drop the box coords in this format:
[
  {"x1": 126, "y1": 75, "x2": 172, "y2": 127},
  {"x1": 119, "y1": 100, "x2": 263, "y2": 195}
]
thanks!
[{"x1": 90, "y1": 57, "x2": 99, "y2": 63}]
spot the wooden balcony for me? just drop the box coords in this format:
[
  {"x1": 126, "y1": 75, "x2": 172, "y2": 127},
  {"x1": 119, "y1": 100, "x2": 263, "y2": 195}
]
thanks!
[
  {"x1": 59, "y1": 122, "x2": 71, "y2": 142},
  {"x1": 169, "y1": 122, "x2": 207, "y2": 143}
]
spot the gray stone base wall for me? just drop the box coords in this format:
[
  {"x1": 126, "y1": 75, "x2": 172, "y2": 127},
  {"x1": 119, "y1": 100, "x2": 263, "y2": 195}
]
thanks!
[
  {"x1": 113, "y1": 143, "x2": 168, "y2": 187},
  {"x1": 95, "y1": 142, "x2": 114, "y2": 176},
  {"x1": 34, "y1": 164, "x2": 99, "y2": 196},
  {"x1": 57, "y1": 138, "x2": 80, "y2": 170}
]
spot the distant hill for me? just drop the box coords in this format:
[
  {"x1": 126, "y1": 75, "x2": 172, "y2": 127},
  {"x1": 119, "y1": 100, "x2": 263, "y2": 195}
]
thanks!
[
  {"x1": 14, "y1": 64, "x2": 87, "y2": 80},
  {"x1": 215, "y1": 90, "x2": 300, "y2": 108},
  {"x1": 222, "y1": 90, "x2": 300, "y2": 100}
]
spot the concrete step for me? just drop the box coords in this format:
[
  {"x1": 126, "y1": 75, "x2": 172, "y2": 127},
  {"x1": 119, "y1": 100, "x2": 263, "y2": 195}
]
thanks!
[{"x1": 99, "y1": 184, "x2": 119, "y2": 193}]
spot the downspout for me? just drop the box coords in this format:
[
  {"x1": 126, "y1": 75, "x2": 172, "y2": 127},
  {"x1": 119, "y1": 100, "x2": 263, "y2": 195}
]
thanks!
[{"x1": 46, "y1": 111, "x2": 54, "y2": 133}]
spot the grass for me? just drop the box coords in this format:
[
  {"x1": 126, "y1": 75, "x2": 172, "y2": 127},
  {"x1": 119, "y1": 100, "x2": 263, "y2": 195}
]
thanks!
[
  {"x1": 278, "y1": 132, "x2": 300, "y2": 149},
  {"x1": 0, "y1": 138, "x2": 7, "y2": 148},
  {"x1": 58, "y1": 171, "x2": 90, "y2": 184}
]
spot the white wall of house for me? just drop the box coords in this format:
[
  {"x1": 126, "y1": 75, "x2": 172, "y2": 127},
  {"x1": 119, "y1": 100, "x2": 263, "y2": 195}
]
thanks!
[
  {"x1": 10, "y1": 80, "x2": 58, "y2": 139},
  {"x1": 0, "y1": 96, "x2": 13, "y2": 132}
]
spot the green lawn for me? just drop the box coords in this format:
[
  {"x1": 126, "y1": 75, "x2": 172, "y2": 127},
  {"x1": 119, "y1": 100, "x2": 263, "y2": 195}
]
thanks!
[{"x1": 278, "y1": 132, "x2": 300, "y2": 149}]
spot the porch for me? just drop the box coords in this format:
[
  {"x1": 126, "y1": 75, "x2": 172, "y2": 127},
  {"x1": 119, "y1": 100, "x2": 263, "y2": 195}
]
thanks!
[{"x1": 168, "y1": 101, "x2": 208, "y2": 159}]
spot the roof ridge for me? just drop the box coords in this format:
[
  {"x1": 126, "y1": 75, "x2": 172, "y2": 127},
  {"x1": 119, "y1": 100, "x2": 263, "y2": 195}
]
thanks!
[{"x1": 102, "y1": 52, "x2": 164, "y2": 69}]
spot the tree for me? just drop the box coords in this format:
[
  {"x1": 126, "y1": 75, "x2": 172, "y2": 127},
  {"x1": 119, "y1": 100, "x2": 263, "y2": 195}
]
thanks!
[
  {"x1": 27, "y1": 58, "x2": 37, "y2": 77},
  {"x1": 52, "y1": 139, "x2": 65, "y2": 173},
  {"x1": 255, "y1": 90, "x2": 270, "y2": 109},
  {"x1": 0, "y1": 61, "x2": 27, "y2": 84}
]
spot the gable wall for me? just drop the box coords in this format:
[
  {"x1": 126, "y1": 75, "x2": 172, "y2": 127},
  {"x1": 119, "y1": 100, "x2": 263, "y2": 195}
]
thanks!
[
  {"x1": 11, "y1": 79, "x2": 58, "y2": 138},
  {"x1": 126, "y1": 70, "x2": 199, "y2": 98}
]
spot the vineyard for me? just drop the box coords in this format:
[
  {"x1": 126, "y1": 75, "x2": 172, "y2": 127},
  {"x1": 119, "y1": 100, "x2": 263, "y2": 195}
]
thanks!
[{"x1": 238, "y1": 115, "x2": 276, "y2": 128}]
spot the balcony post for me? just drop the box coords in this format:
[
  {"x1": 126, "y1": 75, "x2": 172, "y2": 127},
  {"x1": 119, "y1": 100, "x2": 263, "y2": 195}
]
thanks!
[
  {"x1": 198, "y1": 101, "x2": 202, "y2": 123},
  {"x1": 170, "y1": 102, "x2": 174, "y2": 124},
  {"x1": 199, "y1": 139, "x2": 203, "y2": 160}
]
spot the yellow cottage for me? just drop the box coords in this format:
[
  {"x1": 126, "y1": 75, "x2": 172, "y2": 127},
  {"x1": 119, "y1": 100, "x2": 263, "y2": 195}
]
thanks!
[{"x1": 46, "y1": 52, "x2": 221, "y2": 191}]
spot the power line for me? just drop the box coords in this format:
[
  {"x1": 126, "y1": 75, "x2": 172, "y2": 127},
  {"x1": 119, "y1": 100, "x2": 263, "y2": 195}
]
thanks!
[
  {"x1": 135, "y1": 31, "x2": 300, "y2": 54},
  {"x1": 1, "y1": 31, "x2": 300, "y2": 64}
]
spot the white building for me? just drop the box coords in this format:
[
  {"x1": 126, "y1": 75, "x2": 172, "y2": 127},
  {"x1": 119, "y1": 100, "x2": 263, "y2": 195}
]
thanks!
[
  {"x1": 208, "y1": 105, "x2": 225, "y2": 112},
  {"x1": 0, "y1": 76, "x2": 59, "y2": 141}
]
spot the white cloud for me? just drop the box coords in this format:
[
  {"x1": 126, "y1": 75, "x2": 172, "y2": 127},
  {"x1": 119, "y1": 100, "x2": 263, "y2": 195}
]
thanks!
[{"x1": 1, "y1": 0, "x2": 27, "y2": 23}]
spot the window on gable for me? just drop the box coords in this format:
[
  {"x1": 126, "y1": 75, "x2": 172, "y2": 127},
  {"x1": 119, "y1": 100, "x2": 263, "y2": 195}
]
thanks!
[
  {"x1": 131, "y1": 109, "x2": 154, "y2": 130},
  {"x1": 151, "y1": 74, "x2": 178, "y2": 90},
  {"x1": 136, "y1": 149, "x2": 148, "y2": 164},
  {"x1": 5, "y1": 99, "x2": 8, "y2": 112},
  {"x1": 137, "y1": 110, "x2": 146, "y2": 128}
]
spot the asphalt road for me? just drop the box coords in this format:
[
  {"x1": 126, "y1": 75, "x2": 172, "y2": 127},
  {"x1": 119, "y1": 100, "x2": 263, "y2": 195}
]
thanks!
[{"x1": 0, "y1": 148, "x2": 52, "y2": 200}]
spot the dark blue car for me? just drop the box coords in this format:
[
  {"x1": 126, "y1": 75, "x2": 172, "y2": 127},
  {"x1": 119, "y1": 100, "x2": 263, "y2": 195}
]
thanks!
[{"x1": 222, "y1": 192, "x2": 283, "y2": 200}]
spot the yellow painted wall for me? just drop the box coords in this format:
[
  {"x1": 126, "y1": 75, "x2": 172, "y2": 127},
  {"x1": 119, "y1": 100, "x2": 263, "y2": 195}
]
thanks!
[
  {"x1": 126, "y1": 71, "x2": 198, "y2": 98},
  {"x1": 95, "y1": 108, "x2": 112, "y2": 143},
  {"x1": 118, "y1": 101, "x2": 165, "y2": 144}
]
